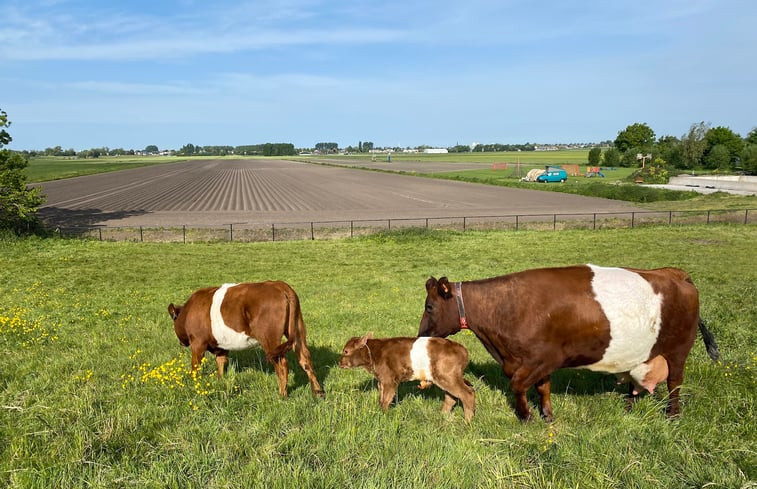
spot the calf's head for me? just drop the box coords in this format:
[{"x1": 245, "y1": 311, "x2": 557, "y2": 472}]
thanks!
[
  {"x1": 338, "y1": 333, "x2": 372, "y2": 369},
  {"x1": 167, "y1": 303, "x2": 190, "y2": 347},
  {"x1": 418, "y1": 277, "x2": 460, "y2": 338}
]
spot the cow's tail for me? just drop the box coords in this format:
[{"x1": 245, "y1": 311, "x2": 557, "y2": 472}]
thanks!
[{"x1": 698, "y1": 317, "x2": 720, "y2": 363}]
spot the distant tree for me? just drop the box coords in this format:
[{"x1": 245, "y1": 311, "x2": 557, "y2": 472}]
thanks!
[
  {"x1": 740, "y1": 144, "x2": 757, "y2": 174},
  {"x1": 680, "y1": 122, "x2": 710, "y2": 169},
  {"x1": 144, "y1": 145, "x2": 159, "y2": 154},
  {"x1": 0, "y1": 109, "x2": 45, "y2": 233},
  {"x1": 704, "y1": 144, "x2": 731, "y2": 170},
  {"x1": 362, "y1": 142, "x2": 374, "y2": 152},
  {"x1": 704, "y1": 126, "x2": 743, "y2": 166},
  {"x1": 587, "y1": 147, "x2": 602, "y2": 166},
  {"x1": 614, "y1": 123, "x2": 655, "y2": 153},
  {"x1": 602, "y1": 147, "x2": 620, "y2": 167},
  {"x1": 315, "y1": 142, "x2": 338, "y2": 153}
]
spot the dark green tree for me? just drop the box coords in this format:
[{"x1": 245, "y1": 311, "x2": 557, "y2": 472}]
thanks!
[
  {"x1": 614, "y1": 123, "x2": 655, "y2": 153},
  {"x1": 704, "y1": 144, "x2": 731, "y2": 170},
  {"x1": 741, "y1": 144, "x2": 757, "y2": 174},
  {"x1": 602, "y1": 147, "x2": 620, "y2": 168},
  {"x1": 745, "y1": 127, "x2": 757, "y2": 146},
  {"x1": 144, "y1": 145, "x2": 159, "y2": 153},
  {"x1": 680, "y1": 122, "x2": 709, "y2": 169},
  {"x1": 704, "y1": 126, "x2": 743, "y2": 167},
  {"x1": 587, "y1": 147, "x2": 601, "y2": 166},
  {"x1": 0, "y1": 109, "x2": 46, "y2": 232}
]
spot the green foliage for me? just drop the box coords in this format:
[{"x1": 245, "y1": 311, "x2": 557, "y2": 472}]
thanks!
[
  {"x1": 0, "y1": 109, "x2": 46, "y2": 232},
  {"x1": 746, "y1": 127, "x2": 757, "y2": 146},
  {"x1": 630, "y1": 158, "x2": 670, "y2": 184},
  {"x1": 0, "y1": 226, "x2": 755, "y2": 488},
  {"x1": 704, "y1": 144, "x2": 731, "y2": 170},
  {"x1": 680, "y1": 121, "x2": 710, "y2": 169},
  {"x1": 587, "y1": 147, "x2": 601, "y2": 166},
  {"x1": 602, "y1": 147, "x2": 620, "y2": 167},
  {"x1": 613, "y1": 123, "x2": 655, "y2": 153},
  {"x1": 741, "y1": 144, "x2": 757, "y2": 174},
  {"x1": 704, "y1": 126, "x2": 744, "y2": 168}
]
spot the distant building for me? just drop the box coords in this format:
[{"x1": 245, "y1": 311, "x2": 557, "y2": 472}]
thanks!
[{"x1": 423, "y1": 148, "x2": 449, "y2": 154}]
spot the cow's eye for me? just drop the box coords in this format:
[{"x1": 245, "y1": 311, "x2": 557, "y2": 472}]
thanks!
[{"x1": 425, "y1": 303, "x2": 433, "y2": 313}]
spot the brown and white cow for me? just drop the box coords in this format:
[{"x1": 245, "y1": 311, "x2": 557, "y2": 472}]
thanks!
[
  {"x1": 338, "y1": 333, "x2": 475, "y2": 420},
  {"x1": 418, "y1": 265, "x2": 720, "y2": 421},
  {"x1": 168, "y1": 281, "x2": 324, "y2": 398}
]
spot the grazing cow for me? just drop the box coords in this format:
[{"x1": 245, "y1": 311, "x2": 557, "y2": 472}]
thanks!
[
  {"x1": 168, "y1": 281, "x2": 324, "y2": 398},
  {"x1": 418, "y1": 265, "x2": 720, "y2": 421},
  {"x1": 338, "y1": 333, "x2": 475, "y2": 420}
]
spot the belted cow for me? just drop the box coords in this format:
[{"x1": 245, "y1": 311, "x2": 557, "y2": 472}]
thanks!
[
  {"x1": 418, "y1": 265, "x2": 720, "y2": 421},
  {"x1": 168, "y1": 281, "x2": 324, "y2": 398}
]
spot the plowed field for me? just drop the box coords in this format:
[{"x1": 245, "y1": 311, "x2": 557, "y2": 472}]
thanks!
[{"x1": 37, "y1": 158, "x2": 640, "y2": 227}]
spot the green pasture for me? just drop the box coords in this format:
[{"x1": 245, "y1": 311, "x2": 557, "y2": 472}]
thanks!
[
  {"x1": 1, "y1": 225, "x2": 755, "y2": 488},
  {"x1": 25, "y1": 156, "x2": 188, "y2": 183}
]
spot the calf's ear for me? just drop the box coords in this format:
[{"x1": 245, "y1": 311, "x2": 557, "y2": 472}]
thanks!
[{"x1": 358, "y1": 332, "x2": 373, "y2": 345}]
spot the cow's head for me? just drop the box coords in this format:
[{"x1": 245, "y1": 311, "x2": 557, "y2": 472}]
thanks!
[
  {"x1": 338, "y1": 333, "x2": 372, "y2": 369},
  {"x1": 418, "y1": 277, "x2": 461, "y2": 337},
  {"x1": 167, "y1": 303, "x2": 190, "y2": 346}
]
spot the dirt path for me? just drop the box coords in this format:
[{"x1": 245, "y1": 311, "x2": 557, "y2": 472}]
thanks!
[{"x1": 37, "y1": 158, "x2": 640, "y2": 227}]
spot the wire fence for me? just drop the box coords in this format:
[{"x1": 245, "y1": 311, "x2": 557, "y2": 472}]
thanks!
[{"x1": 52, "y1": 208, "x2": 756, "y2": 243}]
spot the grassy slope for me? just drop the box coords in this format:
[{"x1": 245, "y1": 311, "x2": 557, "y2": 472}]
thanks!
[{"x1": 1, "y1": 226, "x2": 755, "y2": 488}]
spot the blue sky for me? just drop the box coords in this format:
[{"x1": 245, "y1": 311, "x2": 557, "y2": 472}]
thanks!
[{"x1": 2, "y1": 0, "x2": 756, "y2": 151}]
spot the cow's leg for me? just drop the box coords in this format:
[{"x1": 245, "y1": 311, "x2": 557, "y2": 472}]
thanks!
[
  {"x1": 510, "y1": 364, "x2": 551, "y2": 422},
  {"x1": 665, "y1": 361, "x2": 685, "y2": 418},
  {"x1": 190, "y1": 343, "x2": 207, "y2": 372},
  {"x1": 441, "y1": 392, "x2": 457, "y2": 414},
  {"x1": 378, "y1": 381, "x2": 398, "y2": 411},
  {"x1": 294, "y1": 342, "x2": 325, "y2": 398},
  {"x1": 535, "y1": 375, "x2": 553, "y2": 422},
  {"x1": 215, "y1": 351, "x2": 228, "y2": 378},
  {"x1": 273, "y1": 356, "x2": 289, "y2": 398}
]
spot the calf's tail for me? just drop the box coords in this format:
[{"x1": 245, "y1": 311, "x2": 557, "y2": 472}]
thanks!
[{"x1": 698, "y1": 318, "x2": 720, "y2": 363}]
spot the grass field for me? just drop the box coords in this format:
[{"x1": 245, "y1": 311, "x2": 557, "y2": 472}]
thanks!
[
  {"x1": 24, "y1": 156, "x2": 187, "y2": 183},
  {"x1": 1, "y1": 225, "x2": 755, "y2": 488}
]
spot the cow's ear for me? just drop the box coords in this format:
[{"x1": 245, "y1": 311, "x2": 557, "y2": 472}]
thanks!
[
  {"x1": 438, "y1": 277, "x2": 453, "y2": 299},
  {"x1": 168, "y1": 303, "x2": 181, "y2": 320},
  {"x1": 425, "y1": 277, "x2": 438, "y2": 291}
]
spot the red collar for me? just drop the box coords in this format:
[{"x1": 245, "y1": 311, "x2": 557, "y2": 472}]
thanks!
[{"x1": 454, "y1": 282, "x2": 469, "y2": 330}]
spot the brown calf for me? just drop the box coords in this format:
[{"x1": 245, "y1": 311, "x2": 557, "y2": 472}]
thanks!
[
  {"x1": 338, "y1": 333, "x2": 475, "y2": 420},
  {"x1": 168, "y1": 281, "x2": 324, "y2": 398}
]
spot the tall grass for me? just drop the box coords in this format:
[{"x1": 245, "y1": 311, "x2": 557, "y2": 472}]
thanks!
[{"x1": 1, "y1": 226, "x2": 755, "y2": 488}]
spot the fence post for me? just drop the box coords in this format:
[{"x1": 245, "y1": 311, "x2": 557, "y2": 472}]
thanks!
[
  {"x1": 350, "y1": 221, "x2": 354, "y2": 238},
  {"x1": 388, "y1": 219, "x2": 391, "y2": 231},
  {"x1": 669, "y1": 211, "x2": 673, "y2": 225},
  {"x1": 183, "y1": 225, "x2": 186, "y2": 244},
  {"x1": 140, "y1": 226, "x2": 143, "y2": 242},
  {"x1": 553, "y1": 214, "x2": 556, "y2": 231},
  {"x1": 631, "y1": 212, "x2": 635, "y2": 228},
  {"x1": 99, "y1": 228, "x2": 102, "y2": 241},
  {"x1": 593, "y1": 213, "x2": 596, "y2": 230},
  {"x1": 311, "y1": 222, "x2": 314, "y2": 240},
  {"x1": 745, "y1": 209, "x2": 749, "y2": 225},
  {"x1": 272, "y1": 223, "x2": 275, "y2": 242},
  {"x1": 515, "y1": 215, "x2": 519, "y2": 231},
  {"x1": 707, "y1": 210, "x2": 711, "y2": 224},
  {"x1": 463, "y1": 217, "x2": 466, "y2": 232},
  {"x1": 229, "y1": 224, "x2": 233, "y2": 242}
]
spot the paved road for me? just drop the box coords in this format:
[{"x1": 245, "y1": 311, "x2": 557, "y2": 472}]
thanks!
[{"x1": 37, "y1": 158, "x2": 640, "y2": 227}]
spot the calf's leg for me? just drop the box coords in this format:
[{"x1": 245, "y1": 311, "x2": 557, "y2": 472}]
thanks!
[
  {"x1": 215, "y1": 351, "x2": 228, "y2": 378},
  {"x1": 190, "y1": 343, "x2": 207, "y2": 372},
  {"x1": 665, "y1": 360, "x2": 685, "y2": 418},
  {"x1": 535, "y1": 375, "x2": 553, "y2": 422},
  {"x1": 378, "y1": 381, "x2": 398, "y2": 411}
]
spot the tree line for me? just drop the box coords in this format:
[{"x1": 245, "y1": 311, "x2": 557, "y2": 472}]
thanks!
[
  {"x1": 587, "y1": 122, "x2": 757, "y2": 173},
  {"x1": 177, "y1": 143, "x2": 296, "y2": 157}
]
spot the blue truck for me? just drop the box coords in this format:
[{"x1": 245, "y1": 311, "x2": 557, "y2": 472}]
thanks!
[{"x1": 536, "y1": 167, "x2": 568, "y2": 183}]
